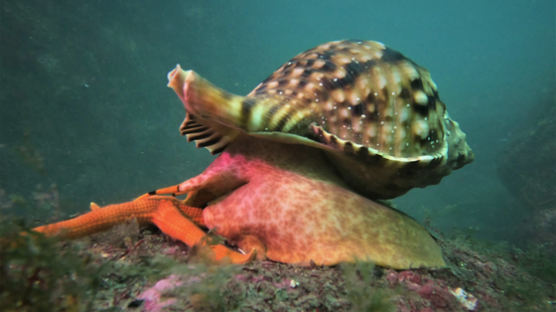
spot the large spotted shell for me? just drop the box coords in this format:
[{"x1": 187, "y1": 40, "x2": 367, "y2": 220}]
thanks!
[{"x1": 168, "y1": 40, "x2": 474, "y2": 199}]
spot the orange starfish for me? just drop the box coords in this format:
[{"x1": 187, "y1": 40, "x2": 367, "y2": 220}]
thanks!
[{"x1": 33, "y1": 195, "x2": 252, "y2": 263}]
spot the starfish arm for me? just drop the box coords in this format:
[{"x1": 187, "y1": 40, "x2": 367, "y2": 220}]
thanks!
[
  {"x1": 149, "y1": 199, "x2": 206, "y2": 245},
  {"x1": 210, "y1": 244, "x2": 255, "y2": 263},
  {"x1": 136, "y1": 174, "x2": 218, "y2": 198},
  {"x1": 33, "y1": 196, "x2": 203, "y2": 239},
  {"x1": 151, "y1": 200, "x2": 254, "y2": 263},
  {"x1": 33, "y1": 198, "x2": 156, "y2": 239},
  {"x1": 137, "y1": 184, "x2": 183, "y2": 198},
  {"x1": 138, "y1": 154, "x2": 248, "y2": 207},
  {"x1": 174, "y1": 202, "x2": 205, "y2": 227},
  {"x1": 33, "y1": 195, "x2": 253, "y2": 264}
]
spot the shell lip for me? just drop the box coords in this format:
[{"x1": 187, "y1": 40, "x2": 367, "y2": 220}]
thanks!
[{"x1": 310, "y1": 124, "x2": 447, "y2": 164}]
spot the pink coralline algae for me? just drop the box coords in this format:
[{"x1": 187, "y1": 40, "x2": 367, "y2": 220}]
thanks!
[
  {"x1": 387, "y1": 270, "x2": 477, "y2": 311},
  {"x1": 137, "y1": 274, "x2": 183, "y2": 312}
]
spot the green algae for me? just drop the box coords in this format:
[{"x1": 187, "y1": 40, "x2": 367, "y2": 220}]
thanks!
[
  {"x1": 0, "y1": 216, "x2": 102, "y2": 312},
  {"x1": 340, "y1": 261, "x2": 395, "y2": 312}
]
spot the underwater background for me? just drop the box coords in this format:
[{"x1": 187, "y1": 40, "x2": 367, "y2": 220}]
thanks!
[{"x1": 1, "y1": 0, "x2": 554, "y2": 250}]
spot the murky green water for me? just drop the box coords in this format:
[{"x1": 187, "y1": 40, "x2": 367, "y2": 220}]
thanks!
[{"x1": 1, "y1": 0, "x2": 554, "y2": 248}]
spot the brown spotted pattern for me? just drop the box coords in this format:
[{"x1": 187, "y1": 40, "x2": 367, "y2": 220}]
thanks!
[{"x1": 248, "y1": 39, "x2": 446, "y2": 158}]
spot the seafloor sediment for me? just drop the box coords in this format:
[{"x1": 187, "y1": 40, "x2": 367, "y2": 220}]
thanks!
[{"x1": 1, "y1": 217, "x2": 554, "y2": 312}]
